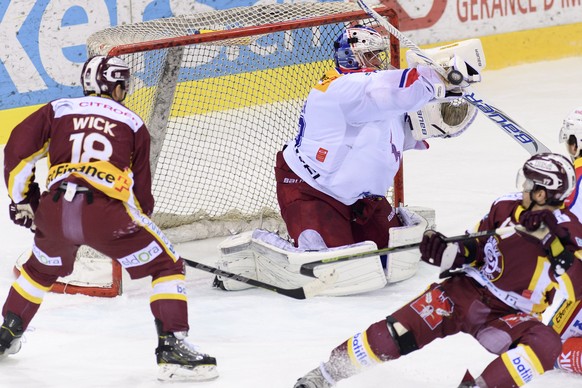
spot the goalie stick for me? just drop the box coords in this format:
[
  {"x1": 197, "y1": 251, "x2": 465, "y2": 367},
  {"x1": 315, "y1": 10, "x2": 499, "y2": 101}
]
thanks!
[
  {"x1": 299, "y1": 226, "x2": 516, "y2": 278},
  {"x1": 357, "y1": 0, "x2": 551, "y2": 155},
  {"x1": 182, "y1": 257, "x2": 336, "y2": 299}
]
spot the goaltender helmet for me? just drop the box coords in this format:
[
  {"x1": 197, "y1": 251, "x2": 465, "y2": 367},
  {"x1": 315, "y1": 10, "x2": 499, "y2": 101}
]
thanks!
[
  {"x1": 407, "y1": 98, "x2": 477, "y2": 140},
  {"x1": 334, "y1": 25, "x2": 390, "y2": 73},
  {"x1": 558, "y1": 107, "x2": 582, "y2": 160},
  {"x1": 81, "y1": 55, "x2": 131, "y2": 98},
  {"x1": 517, "y1": 152, "x2": 576, "y2": 205}
]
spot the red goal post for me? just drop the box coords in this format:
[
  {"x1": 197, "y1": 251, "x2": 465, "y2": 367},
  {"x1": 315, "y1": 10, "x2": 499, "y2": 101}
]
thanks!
[{"x1": 52, "y1": 2, "x2": 403, "y2": 297}]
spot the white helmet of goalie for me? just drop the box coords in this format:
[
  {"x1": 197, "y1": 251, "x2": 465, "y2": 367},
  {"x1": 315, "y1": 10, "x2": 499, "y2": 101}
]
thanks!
[
  {"x1": 334, "y1": 25, "x2": 391, "y2": 73},
  {"x1": 558, "y1": 106, "x2": 582, "y2": 160},
  {"x1": 407, "y1": 98, "x2": 477, "y2": 140},
  {"x1": 81, "y1": 55, "x2": 131, "y2": 98}
]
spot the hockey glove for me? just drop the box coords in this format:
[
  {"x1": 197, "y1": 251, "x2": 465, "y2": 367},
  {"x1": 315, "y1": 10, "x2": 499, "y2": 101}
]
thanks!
[
  {"x1": 518, "y1": 210, "x2": 574, "y2": 276},
  {"x1": 419, "y1": 230, "x2": 469, "y2": 276},
  {"x1": 9, "y1": 182, "x2": 40, "y2": 232}
]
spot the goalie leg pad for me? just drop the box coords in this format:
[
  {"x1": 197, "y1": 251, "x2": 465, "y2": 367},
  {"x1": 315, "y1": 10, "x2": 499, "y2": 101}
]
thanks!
[
  {"x1": 215, "y1": 231, "x2": 258, "y2": 291},
  {"x1": 251, "y1": 229, "x2": 387, "y2": 296},
  {"x1": 386, "y1": 207, "x2": 432, "y2": 283}
]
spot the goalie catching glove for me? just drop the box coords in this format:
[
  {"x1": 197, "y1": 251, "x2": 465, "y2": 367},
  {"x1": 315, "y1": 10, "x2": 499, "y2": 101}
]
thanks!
[
  {"x1": 518, "y1": 210, "x2": 575, "y2": 276},
  {"x1": 9, "y1": 182, "x2": 40, "y2": 232},
  {"x1": 406, "y1": 39, "x2": 483, "y2": 140},
  {"x1": 407, "y1": 98, "x2": 477, "y2": 140}
]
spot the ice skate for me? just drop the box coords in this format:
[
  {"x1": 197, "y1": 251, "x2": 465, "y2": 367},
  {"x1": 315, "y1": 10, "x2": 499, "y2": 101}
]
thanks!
[
  {"x1": 0, "y1": 312, "x2": 24, "y2": 360},
  {"x1": 294, "y1": 365, "x2": 335, "y2": 388},
  {"x1": 155, "y1": 320, "x2": 218, "y2": 381}
]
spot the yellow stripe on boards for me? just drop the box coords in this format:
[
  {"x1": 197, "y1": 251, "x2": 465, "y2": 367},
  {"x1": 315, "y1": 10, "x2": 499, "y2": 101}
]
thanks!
[
  {"x1": 167, "y1": 62, "x2": 332, "y2": 117},
  {"x1": 416, "y1": 22, "x2": 582, "y2": 70},
  {"x1": 0, "y1": 104, "x2": 43, "y2": 144}
]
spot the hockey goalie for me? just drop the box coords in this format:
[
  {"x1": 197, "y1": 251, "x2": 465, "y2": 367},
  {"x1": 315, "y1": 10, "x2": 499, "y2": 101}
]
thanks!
[{"x1": 214, "y1": 34, "x2": 484, "y2": 296}]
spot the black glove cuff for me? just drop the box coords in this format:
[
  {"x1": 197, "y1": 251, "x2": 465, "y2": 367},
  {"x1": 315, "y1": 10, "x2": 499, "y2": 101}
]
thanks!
[
  {"x1": 551, "y1": 249, "x2": 575, "y2": 276},
  {"x1": 461, "y1": 238, "x2": 478, "y2": 263}
]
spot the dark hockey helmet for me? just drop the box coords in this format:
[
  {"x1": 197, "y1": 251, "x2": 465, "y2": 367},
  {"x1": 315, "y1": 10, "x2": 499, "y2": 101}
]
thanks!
[
  {"x1": 517, "y1": 152, "x2": 576, "y2": 204},
  {"x1": 81, "y1": 55, "x2": 131, "y2": 97},
  {"x1": 333, "y1": 25, "x2": 390, "y2": 73}
]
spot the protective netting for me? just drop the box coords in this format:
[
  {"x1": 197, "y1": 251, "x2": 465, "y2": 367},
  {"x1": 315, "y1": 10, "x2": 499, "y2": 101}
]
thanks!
[{"x1": 87, "y1": 3, "x2": 399, "y2": 241}]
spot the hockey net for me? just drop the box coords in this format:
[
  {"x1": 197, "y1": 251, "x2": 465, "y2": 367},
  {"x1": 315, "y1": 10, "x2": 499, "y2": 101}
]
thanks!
[{"x1": 45, "y1": 2, "x2": 402, "y2": 297}]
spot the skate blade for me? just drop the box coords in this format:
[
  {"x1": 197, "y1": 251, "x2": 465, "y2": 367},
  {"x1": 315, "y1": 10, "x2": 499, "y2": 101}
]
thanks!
[
  {"x1": 0, "y1": 339, "x2": 22, "y2": 360},
  {"x1": 157, "y1": 363, "x2": 219, "y2": 381}
]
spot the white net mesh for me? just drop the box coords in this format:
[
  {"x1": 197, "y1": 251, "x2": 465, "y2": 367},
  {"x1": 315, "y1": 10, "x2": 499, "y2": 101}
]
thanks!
[{"x1": 87, "y1": 3, "x2": 400, "y2": 242}]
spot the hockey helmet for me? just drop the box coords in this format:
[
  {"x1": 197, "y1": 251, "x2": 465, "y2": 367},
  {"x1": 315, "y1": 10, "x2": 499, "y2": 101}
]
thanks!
[
  {"x1": 407, "y1": 98, "x2": 477, "y2": 140},
  {"x1": 81, "y1": 55, "x2": 131, "y2": 98},
  {"x1": 333, "y1": 25, "x2": 390, "y2": 73},
  {"x1": 558, "y1": 107, "x2": 582, "y2": 160},
  {"x1": 517, "y1": 152, "x2": 576, "y2": 205}
]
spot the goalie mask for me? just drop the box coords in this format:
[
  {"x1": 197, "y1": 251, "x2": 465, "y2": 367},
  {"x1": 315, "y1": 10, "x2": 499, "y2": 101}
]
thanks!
[
  {"x1": 516, "y1": 153, "x2": 575, "y2": 205},
  {"x1": 81, "y1": 55, "x2": 131, "y2": 98},
  {"x1": 334, "y1": 25, "x2": 391, "y2": 73},
  {"x1": 407, "y1": 98, "x2": 477, "y2": 140},
  {"x1": 558, "y1": 106, "x2": 582, "y2": 160}
]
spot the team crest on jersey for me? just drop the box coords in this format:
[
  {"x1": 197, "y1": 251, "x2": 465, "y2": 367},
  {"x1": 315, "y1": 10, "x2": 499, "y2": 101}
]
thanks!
[
  {"x1": 482, "y1": 236, "x2": 503, "y2": 281},
  {"x1": 410, "y1": 286, "x2": 453, "y2": 329}
]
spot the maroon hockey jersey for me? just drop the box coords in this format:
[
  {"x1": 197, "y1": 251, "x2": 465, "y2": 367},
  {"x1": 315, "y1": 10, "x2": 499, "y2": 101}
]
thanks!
[
  {"x1": 4, "y1": 96, "x2": 154, "y2": 215},
  {"x1": 464, "y1": 192, "x2": 582, "y2": 316}
]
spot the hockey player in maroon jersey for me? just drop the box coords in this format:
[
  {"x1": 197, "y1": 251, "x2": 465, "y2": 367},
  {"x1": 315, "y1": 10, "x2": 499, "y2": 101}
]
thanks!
[
  {"x1": 0, "y1": 55, "x2": 217, "y2": 381},
  {"x1": 294, "y1": 153, "x2": 582, "y2": 388},
  {"x1": 550, "y1": 106, "x2": 582, "y2": 374}
]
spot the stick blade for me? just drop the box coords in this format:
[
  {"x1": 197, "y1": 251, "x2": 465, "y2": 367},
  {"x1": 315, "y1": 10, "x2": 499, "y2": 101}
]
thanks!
[{"x1": 302, "y1": 268, "x2": 338, "y2": 298}]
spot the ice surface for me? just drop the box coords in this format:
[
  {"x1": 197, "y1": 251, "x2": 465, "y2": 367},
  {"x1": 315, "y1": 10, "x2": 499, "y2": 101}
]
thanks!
[{"x1": 1, "y1": 57, "x2": 582, "y2": 387}]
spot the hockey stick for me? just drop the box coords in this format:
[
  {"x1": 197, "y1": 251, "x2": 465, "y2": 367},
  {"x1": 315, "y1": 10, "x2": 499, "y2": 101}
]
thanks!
[
  {"x1": 356, "y1": 0, "x2": 551, "y2": 155},
  {"x1": 182, "y1": 257, "x2": 336, "y2": 299},
  {"x1": 299, "y1": 226, "x2": 515, "y2": 277}
]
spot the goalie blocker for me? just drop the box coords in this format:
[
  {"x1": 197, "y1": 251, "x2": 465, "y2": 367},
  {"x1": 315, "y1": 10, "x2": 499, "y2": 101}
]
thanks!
[{"x1": 213, "y1": 207, "x2": 432, "y2": 296}]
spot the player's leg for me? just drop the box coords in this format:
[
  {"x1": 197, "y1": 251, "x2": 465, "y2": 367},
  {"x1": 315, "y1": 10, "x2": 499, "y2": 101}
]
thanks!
[
  {"x1": 294, "y1": 282, "x2": 458, "y2": 387},
  {"x1": 1, "y1": 190, "x2": 78, "y2": 359},
  {"x1": 85, "y1": 199, "x2": 217, "y2": 381},
  {"x1": 275, "y1": 150, "x2": 353, "y2": 248},
  {"x1": 351, "y1": 197, "x2": 400, "y2": 248},
  {"x1": 467, "y1": 311, "x2": 562, "y2": 387}
]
